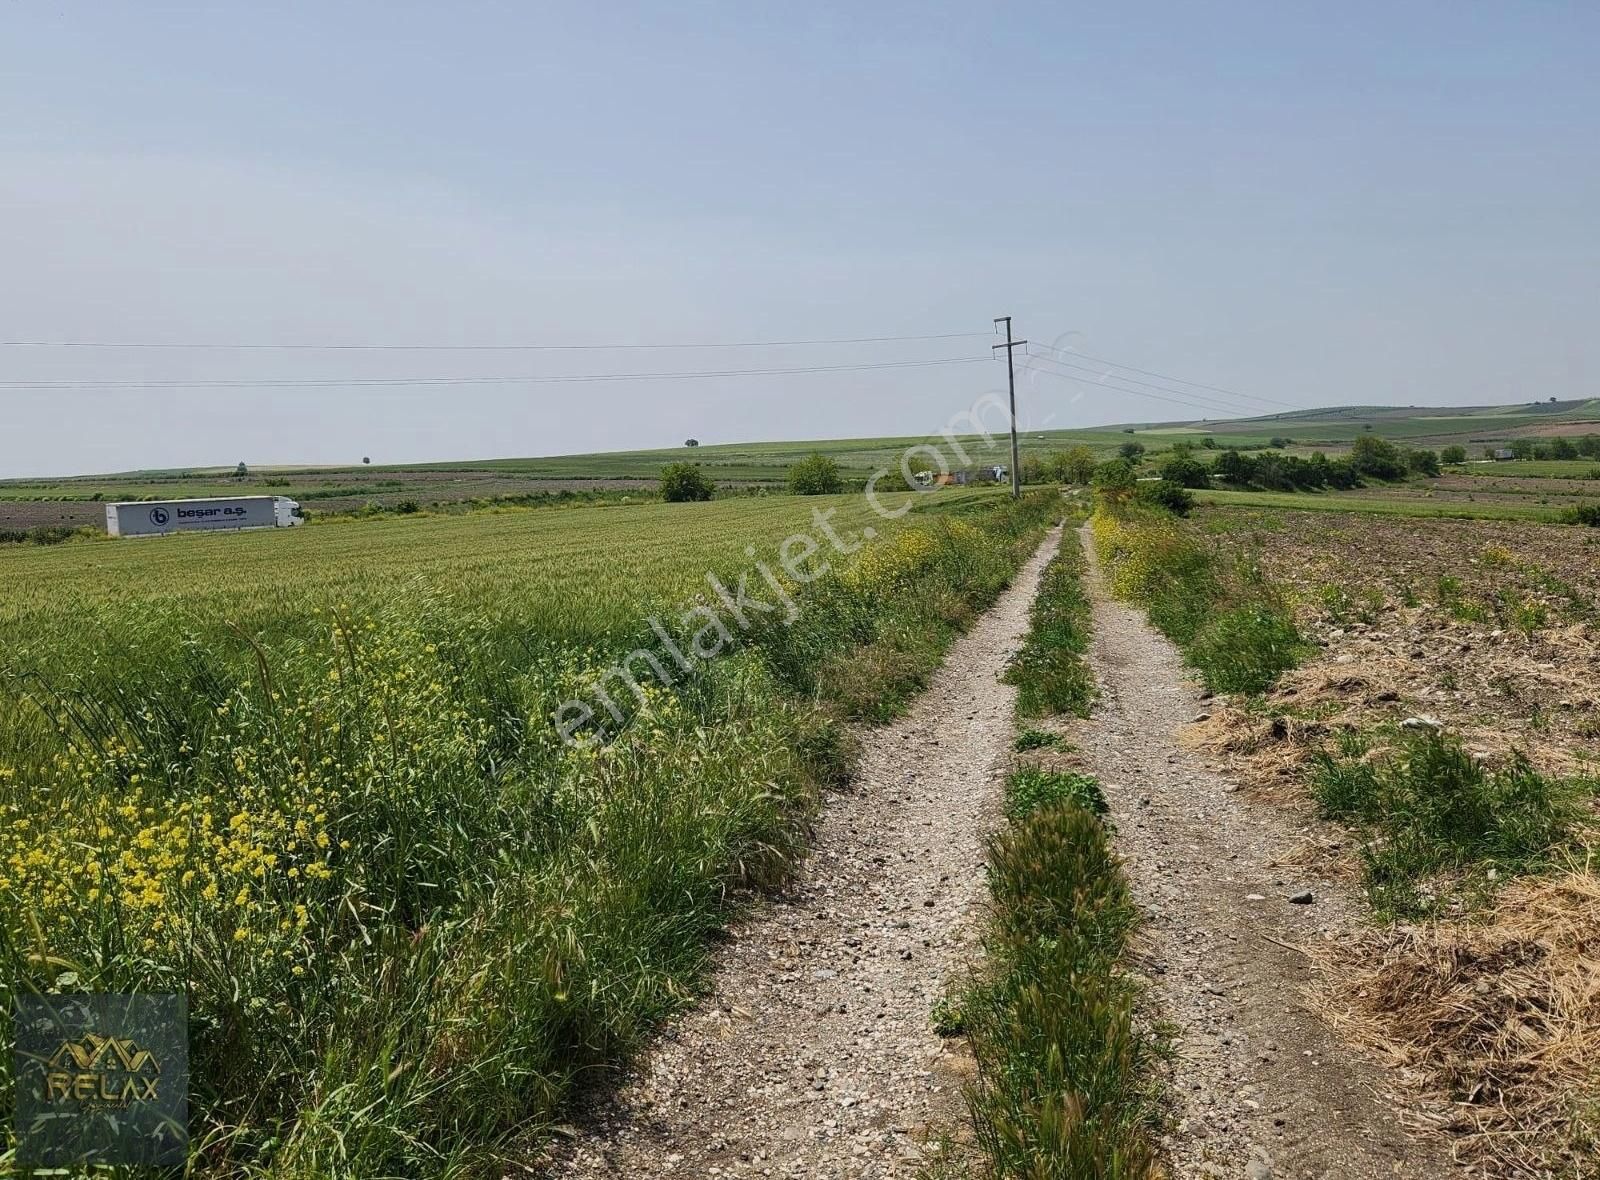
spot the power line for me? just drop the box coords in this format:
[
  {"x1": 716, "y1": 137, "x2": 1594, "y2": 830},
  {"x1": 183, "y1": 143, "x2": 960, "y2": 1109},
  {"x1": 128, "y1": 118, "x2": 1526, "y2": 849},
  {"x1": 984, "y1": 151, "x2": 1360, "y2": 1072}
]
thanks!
[
  {"x1": 1026, "y1": 341, "x2": 1298, "y2": 412},
  {"x1": 0, "y1": 330, "x2": 992, "y2": 352},
  {"x1": 0, "y1": 354, "x2": 996, "y2": 391},
  {"x1": 1018, "y1": 355, "x2": 1249, "y2": 419},
  {"x1": 1022, "y1": 351, "x2": 1273, "y2": 419}
]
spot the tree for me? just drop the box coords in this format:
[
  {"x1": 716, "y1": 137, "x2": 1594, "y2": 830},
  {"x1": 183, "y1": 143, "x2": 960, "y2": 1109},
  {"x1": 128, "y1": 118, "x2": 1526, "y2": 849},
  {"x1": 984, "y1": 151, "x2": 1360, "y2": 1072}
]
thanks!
[
  {"x1": 1578, "y1": 434, "x2": 1600, "y2": 459},
  {"x1": 1214, "y1": 450, "x2": 1254, "y2": 486},
  {"x1": 1053, "y1": 446, "x2": 1097, "y2": 484},
  {"x1": 234, "y1": 461, "x2": 249, "y2": 477},
  {"x1": 1117, "y1": 441, "x2": 1146, "y2": 461},
  {"x1": 660, "y1": 462, "x2": 714, "y2": 502},
  {"x1": 1440, "y1": 445, "x2": 1467, "y2": 464},
  {"x1": 1159, "y1": 453, "x2": 1211, "y2": 489},
  {"x1": 1551, "y1": 436, "x2": 1579, "y2": 460},
  {"x1": 1510, "y1": 437, "x2": 1536, "y2": 459},
  {"x1": 1092, "y1": 457, "x2": 1138, "y2": 504},
  {"x1": 684, "y1": 439, "x2": 700, "y2": 448},
  {"x1": 1405, "y1": 448, "x2": 1441, "y2": 477},
  {"x1": 1349, "y1": 435, "x2": 1406, "y2": 480},
  {"x1": 1199, "y1": 436, "x2": 1218, "y2": 449},
  {"x1": 787, "y1": 452, "x2": 844, "y2": 495},
  {"x1": 1268, "y1": 436, "x2": 1291, "y2": 448},
  {"x1": 1019, "y1": 456, "x2": 1047, "y2": 486}
]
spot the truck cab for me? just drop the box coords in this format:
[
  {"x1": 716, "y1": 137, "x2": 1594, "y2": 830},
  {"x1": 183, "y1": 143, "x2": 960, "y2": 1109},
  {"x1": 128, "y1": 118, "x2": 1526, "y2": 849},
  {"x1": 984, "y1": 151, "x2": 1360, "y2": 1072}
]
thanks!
[{"x1": 273, "y1": 497, "x2": 304, "y2": 527}]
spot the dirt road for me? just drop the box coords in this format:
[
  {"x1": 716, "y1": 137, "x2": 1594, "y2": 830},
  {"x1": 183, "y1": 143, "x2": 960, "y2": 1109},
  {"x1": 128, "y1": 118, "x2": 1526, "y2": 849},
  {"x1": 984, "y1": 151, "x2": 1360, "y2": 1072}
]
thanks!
[
  {"x1": 1073, "y1": 524, "x2": 1458, "y2": 1180},
  {"x1": 549, "y1": 528, "x2": 1062, "y2": 1179}
]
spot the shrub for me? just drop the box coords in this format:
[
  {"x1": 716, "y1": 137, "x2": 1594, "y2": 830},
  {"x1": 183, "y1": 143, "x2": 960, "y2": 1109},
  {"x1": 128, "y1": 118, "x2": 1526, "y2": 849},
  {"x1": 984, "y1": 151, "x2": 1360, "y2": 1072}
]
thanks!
[
  {"x1": 660, "y1": 462, "x2": 715, "y2": 502},
  {"x1": 1117, "y1": 441, "x2": 1146, "y2": 461},
  {"x1": 1440, "y1": 445, "x2": 1467, "y2": 464},
  {"x1": 1406, "y1": 448, "x2": 1442, "y2": 477},
  {"x1": 395, "y1": 499, "x2": 421, "y2": 515},
  {"x1": 1134, "y1": 479, "x2": 1194, "y2": 516},
  {"x1": 1158, "y1": 454, "x2": 1210, "y2": 489},
  {"x1": 0, "y1": 525, "x2": 79, "y2": 546},
  {"x1": 1349, "y1": 434, "x2": 1407, "y2": 481},
  {"x1": 1092, "y1": 458, "x2": 1137, "y2": 504},
  {"x1": 787, "y1": 452, "x2": 844, "y2": 495},
  {"x1": 1561, "y1": 503, "x2": 1600, "y2": 527}
]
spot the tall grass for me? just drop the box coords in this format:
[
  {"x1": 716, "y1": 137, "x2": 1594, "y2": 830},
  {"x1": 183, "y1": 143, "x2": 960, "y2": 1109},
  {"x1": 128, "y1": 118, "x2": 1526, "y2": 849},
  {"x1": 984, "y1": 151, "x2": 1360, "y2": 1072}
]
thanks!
[
  {"x1": 1311, "y1": 731, "x2": 1592, "y2": 916},
  {"x1": 1003, "y1": 529, "x2": 1096, "y2": 718},
  {"x1": 0, "y1": 491, "x2": 1057, "y2": 1176},
  {"x1": 1091, "y1": 505, "x2": 1307, "y2": 694},
  {"x1": 962, "y1": 770, "x2": 1161, "y2": 1177}
]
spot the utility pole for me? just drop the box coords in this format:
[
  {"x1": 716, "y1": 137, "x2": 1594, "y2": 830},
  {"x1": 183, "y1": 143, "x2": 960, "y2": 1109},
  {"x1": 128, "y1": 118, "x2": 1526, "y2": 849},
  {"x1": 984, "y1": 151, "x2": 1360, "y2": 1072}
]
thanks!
[{"x1": 992, "y1": 316, "x2": 1026, "y2": 499}]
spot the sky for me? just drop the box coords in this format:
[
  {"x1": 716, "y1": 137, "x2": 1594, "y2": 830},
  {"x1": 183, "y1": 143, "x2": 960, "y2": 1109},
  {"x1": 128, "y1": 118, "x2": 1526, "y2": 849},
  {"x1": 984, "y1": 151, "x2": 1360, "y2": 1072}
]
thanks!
[{"x1": 2, "y1": 2, "x2": 1597, "y2": 477}]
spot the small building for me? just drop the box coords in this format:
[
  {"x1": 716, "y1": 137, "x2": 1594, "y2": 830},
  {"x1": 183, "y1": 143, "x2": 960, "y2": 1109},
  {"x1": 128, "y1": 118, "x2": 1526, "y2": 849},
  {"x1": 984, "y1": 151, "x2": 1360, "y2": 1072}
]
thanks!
[{"x1": 1492, "y1": 448, "x2": 1515, "y2": 461}]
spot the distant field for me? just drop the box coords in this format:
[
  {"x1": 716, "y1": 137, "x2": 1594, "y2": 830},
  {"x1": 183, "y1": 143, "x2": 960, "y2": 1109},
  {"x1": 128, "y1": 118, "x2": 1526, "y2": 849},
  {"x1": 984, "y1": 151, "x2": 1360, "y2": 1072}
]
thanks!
[
  {"x1": 1455, "y1": 459, "x2": 1600, "y2": 479},
  {"x1": 1192, "y1": 487, "x2": 1568, "y2": 522},
  {"x1": 10, "y1": 396, "x2": 1600, "y2": 532},
  {"x1": 0, "y1": 487, "x2": 999, "y2": 635},
  {"x1": 0, "y1": 429, "x2": 1109, "y2": 528}
]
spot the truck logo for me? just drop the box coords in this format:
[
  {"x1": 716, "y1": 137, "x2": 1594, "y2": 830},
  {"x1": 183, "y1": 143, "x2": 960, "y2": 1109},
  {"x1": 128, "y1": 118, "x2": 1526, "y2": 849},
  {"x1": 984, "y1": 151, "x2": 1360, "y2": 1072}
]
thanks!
[{"x1": 149, "y1": 507, "x2": 170, "y2": 526}]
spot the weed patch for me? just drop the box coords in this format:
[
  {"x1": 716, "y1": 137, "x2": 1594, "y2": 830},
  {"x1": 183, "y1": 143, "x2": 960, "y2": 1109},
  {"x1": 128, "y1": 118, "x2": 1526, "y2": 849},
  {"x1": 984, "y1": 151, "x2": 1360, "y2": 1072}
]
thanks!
[
  {"x1": 1005, "y1": 765, "x2": 1107, "y2": 821},
  {"x1": 1003, "y1": 530, "x2": 1095, "y2": 717},
  {"x1": 962, "y1": 794, "x2": 1160, "y2": 1177},
  {"x1": 1311, "y1": 731, "x2": 1592, "y2": 916}
]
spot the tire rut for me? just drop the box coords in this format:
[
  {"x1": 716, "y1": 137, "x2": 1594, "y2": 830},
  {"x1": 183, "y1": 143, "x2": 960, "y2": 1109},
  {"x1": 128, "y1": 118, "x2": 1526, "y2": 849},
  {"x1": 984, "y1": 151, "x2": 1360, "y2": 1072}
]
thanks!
[
  {"x1": 548, "y1": 527, "x2": 1063, "y2": 1179},
  {"x1": 1073, "y1": 523, "x2": 1457, "y2": 1180}
]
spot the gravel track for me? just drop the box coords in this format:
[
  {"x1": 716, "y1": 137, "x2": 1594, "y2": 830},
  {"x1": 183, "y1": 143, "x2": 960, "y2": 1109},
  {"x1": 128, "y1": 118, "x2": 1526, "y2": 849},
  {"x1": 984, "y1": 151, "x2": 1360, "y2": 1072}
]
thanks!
[
  {"x1": 1072, "y1": 524, "x2": 1458, "y2": 1180},
  {"x1": 548, "y1": 527, "x2": 1062, "y2": 1179}
]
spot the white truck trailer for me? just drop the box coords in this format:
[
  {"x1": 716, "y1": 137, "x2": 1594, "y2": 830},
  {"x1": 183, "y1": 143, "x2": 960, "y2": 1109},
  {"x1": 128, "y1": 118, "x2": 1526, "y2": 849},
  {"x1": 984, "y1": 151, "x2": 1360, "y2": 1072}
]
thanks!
[{"x1": 105, "y1": 496, "x2": 303, "y2": 538}]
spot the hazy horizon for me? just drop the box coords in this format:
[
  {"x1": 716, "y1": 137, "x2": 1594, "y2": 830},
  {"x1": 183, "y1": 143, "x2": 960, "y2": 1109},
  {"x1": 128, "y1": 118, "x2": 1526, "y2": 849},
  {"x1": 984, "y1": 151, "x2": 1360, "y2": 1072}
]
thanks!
[{"x1": 4, "y1": 3, "x2": 1597, "y2": 478}]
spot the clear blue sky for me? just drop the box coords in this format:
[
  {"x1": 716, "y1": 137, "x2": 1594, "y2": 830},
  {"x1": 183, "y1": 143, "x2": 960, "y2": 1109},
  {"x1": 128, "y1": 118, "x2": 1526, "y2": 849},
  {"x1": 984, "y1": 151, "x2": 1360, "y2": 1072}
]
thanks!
[{"x1": 2, "y1": 2, "x2": 1597, "y2": 476}]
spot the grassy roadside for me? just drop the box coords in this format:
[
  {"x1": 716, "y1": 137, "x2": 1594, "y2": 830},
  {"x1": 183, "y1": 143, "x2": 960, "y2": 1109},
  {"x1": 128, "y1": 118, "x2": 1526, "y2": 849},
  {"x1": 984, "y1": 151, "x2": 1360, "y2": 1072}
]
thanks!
[
  {"x1": 951, "y1": 512, "x2": 1162, "y2": 1177},
  {"x1": 0, "y1": 492, "x2": 1059, "y2": 1178},
  {"x1": 1126, "y1": 500, "x2": 1600, "y2": 1173},
  {"x1": 1091, "y1": 504, "x2": 1308, "y2": 694}
]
